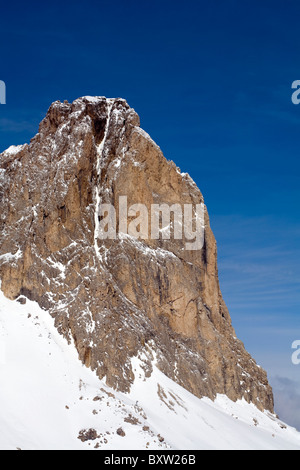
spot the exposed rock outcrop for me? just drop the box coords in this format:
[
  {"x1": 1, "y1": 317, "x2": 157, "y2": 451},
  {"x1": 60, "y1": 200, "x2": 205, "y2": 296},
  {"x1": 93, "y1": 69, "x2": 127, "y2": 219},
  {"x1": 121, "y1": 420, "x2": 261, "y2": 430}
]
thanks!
[{"x1": 0, "y1": 96, "x2": 274, "y2": 412}]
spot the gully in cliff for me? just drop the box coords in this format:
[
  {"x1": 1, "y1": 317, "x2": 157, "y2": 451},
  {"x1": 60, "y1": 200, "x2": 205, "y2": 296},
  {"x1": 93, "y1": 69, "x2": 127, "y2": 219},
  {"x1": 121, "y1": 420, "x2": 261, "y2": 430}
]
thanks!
[{"x1": 96, "y1": 196, "x2": 205, "y2": 251}]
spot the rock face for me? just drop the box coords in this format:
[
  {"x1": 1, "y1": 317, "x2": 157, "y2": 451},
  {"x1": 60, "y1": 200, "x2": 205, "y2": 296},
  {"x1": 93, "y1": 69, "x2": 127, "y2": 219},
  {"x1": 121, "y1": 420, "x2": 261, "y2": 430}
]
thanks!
[{"x1": 0, "y1": 96, "x2": 274, "y2": 412}]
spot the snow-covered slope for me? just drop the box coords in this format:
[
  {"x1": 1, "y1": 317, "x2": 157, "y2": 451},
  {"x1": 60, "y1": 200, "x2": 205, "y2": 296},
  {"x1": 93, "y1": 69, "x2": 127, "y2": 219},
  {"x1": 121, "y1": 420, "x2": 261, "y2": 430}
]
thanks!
[{"x1": 0, "y1": 290, "x2": 299, "y2": 451}]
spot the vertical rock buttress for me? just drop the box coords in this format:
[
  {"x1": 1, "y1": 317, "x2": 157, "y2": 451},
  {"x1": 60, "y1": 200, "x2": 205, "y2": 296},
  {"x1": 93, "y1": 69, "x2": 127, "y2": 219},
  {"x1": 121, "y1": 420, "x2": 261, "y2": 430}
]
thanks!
[{"x1": 0, "y1": 97, "x2": 274, "y2": 412}]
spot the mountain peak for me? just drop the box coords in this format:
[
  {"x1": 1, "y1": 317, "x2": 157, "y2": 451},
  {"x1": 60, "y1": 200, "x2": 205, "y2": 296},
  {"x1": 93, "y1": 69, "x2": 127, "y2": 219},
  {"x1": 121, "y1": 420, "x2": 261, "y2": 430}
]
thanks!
[{"x1": 0, "y1": 96, "x2": 274, "y2": 414}]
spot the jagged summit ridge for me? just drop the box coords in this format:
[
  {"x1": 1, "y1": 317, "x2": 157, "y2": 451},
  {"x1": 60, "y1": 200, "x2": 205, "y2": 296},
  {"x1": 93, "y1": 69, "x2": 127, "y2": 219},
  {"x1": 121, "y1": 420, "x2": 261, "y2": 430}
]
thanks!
[{"x1": 0, "y1": 96, "x2": 274, "y2": 412}]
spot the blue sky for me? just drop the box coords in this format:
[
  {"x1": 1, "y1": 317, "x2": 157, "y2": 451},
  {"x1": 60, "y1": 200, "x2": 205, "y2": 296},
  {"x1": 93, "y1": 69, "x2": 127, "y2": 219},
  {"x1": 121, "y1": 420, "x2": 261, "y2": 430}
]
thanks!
[{"x1": 1, "y1": 0, "x2": 300, "y2": 428}]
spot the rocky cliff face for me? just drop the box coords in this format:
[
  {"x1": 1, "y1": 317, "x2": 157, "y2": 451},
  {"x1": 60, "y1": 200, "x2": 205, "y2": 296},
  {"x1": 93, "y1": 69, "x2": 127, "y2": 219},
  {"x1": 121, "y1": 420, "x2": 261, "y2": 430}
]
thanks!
[{"x1": 0, "y1": 96, "x2": 274, "y2": 412}]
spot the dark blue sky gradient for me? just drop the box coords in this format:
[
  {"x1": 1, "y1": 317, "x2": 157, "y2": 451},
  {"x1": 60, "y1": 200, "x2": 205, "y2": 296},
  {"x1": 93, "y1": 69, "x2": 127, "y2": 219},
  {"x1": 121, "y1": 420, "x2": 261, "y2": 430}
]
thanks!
[{"x1": 1, "y1": 0, "x2": 300, "y2": 428}]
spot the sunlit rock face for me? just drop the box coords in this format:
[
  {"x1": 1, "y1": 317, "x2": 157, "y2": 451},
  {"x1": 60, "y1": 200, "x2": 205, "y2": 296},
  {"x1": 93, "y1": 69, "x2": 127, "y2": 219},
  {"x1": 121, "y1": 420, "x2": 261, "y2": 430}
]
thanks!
[{"x1": 0, "y1": 96, "x2": 274, "y2": 412}]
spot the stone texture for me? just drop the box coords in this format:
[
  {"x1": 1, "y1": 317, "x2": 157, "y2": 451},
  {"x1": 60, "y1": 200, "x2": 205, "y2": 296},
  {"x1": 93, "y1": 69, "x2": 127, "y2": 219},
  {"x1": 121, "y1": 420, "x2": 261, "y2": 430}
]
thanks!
[{"x1": 0, "y1": 96, "x2": 274, "y2": 412}]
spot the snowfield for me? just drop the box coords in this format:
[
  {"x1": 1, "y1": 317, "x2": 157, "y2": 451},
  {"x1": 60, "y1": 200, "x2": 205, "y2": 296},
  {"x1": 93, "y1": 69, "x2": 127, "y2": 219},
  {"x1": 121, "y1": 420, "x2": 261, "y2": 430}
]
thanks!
[{"x1": 0, "y1": 290, "x2": 299, "y2": 451}]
